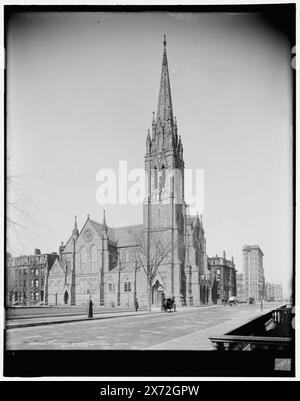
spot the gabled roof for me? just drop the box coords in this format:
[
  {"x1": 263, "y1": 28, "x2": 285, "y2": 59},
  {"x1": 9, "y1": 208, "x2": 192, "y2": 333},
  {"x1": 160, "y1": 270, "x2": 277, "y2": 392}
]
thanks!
[
  {"x1": 89, "y1": 219, "x2": 117, "y2": 243},
  {"x1": 48, "y1": 257, "x2": 64, "y2": 275},
  {"x1": 113, "y1": 224, "x2": 143, "y2": 247},
  {"x1": 89, "y1": 219, "x2": 143, "y2": 248}
]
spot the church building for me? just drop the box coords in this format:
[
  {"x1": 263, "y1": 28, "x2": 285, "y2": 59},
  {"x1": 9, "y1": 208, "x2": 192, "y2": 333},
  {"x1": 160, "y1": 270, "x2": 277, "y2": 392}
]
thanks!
[{"x1": 47, "y1": 37, "x2": 212, "y2": 308}]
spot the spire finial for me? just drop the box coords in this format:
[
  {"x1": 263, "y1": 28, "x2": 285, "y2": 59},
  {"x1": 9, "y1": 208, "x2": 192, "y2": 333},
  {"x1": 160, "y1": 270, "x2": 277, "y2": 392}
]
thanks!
[
  {"x1": 87, "y1": 214, "x2": 90, "y2": 220},
  {"x1": 72, "y1": 215, "x2": 79, "y2": 236},
  {"x1": 156, "y1": 33, "x2": 173, "y2": 128},
  {"x1": 102, "y1": 209, "x2": 107, "y2": 233}
]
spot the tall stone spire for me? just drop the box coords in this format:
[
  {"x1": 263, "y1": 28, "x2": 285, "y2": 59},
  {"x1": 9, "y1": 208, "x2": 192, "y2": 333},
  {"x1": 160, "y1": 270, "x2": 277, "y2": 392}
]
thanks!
[
  {"x1": 156, "y1": 35, "x2": 173, "y2": 126},
  {"x1": 102, "y1": 210, "x2": 107, "y2": 234},
  {"x1": 72, "y1": 216, "x2": 79, "y2": 237},
  {"x1": 72, "y1": 215, "x2": 79, "y2": 241}
]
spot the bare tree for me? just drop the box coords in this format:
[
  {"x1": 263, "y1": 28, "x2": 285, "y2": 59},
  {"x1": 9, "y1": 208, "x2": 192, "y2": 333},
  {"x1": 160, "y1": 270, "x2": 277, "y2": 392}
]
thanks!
[
  {"x1": 6, "y1": 172, "x2": 42, "y2": 254},
  {"x1": 134, "y1": 230, "x2": 172, "y2": 312},
  {"x1": 116, "y1": 255, "x2": 127, "y2": 307}
]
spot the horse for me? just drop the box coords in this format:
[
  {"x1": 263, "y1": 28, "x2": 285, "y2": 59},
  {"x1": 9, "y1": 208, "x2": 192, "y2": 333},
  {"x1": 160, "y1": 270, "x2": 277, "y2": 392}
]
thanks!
[{"x1": 161, "y1": 298, "x2": 175, "y2": 312}]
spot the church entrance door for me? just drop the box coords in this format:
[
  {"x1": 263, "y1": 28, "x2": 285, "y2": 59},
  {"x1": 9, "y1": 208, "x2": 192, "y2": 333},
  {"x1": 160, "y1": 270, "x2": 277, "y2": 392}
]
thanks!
[
  {"x1": 152, "y1": 281, "x2": 164, "y2": 306},
  {"x1": 64, "y1": 290, "x2": 69, "y2": 305}
]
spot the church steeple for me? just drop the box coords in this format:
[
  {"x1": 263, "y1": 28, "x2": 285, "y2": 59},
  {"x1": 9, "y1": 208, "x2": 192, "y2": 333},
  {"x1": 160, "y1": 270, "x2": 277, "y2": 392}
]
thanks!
[
  {"x1": 145, "y1": 36, "x2": 184, "y2": 170},
  {"x1": 72, "y1": 215, "x2": 79, "y2": 238},
  {"x1": 143, "y1": 36, "x2": 186, "y2": 304},
  {"x1": 70, "y1": 215, "x2": 79, "y2": 245},
  {"x1": 156, "y1": 35, "x2": 173, "y2": 127},
  {"x1": 102, "y1": 210, "x2": 107, "y2": 234}
]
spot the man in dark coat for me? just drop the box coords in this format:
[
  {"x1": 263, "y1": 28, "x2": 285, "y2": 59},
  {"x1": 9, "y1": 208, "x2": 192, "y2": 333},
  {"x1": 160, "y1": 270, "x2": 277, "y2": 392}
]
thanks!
[
  {"x1": 88, "y1": 298, "x2": 93, "y2": 319},
  {"x1": 134, "y1": 298, "x2": 139, "y2": 312}
]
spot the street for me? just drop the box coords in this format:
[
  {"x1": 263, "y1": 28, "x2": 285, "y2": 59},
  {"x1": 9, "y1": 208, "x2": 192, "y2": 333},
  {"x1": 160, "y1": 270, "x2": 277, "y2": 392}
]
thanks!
[{"x1": 5, "y1": 303, "x2": 275, "y2": 350}]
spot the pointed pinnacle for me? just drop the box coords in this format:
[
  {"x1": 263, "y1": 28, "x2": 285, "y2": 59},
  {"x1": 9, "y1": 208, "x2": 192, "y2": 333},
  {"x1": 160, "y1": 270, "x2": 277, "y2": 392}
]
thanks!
[{"x1": 157, "y1": 36, "x2": 173, "y2": 124}]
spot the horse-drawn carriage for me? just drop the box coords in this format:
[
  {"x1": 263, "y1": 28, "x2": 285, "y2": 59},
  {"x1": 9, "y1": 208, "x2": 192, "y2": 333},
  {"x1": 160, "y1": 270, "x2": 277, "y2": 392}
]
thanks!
[
  {"x1": 161, "y1": 297, "x2": 176, "y2": 312},
  {"x1": 228, "y1": 296, "x2": 237, "y2": 306}
]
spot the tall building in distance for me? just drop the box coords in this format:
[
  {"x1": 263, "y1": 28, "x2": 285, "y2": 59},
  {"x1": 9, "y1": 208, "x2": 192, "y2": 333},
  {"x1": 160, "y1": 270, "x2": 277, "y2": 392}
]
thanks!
[
  {"x1": 265, "y1": 282, "x2": 283, "y2": 302},
  {"x1": 243, "y1": 244, "x2": 264, "y2": 302},
  {"x1": 274, "y1": 284, "x2": 283, "y2": 302},
  {"x1": 265, "y1": 282, "x2": 275, "y2": 301},
  {"x1": 236, "y1": 272, "x2": 245, "y2": 302}
]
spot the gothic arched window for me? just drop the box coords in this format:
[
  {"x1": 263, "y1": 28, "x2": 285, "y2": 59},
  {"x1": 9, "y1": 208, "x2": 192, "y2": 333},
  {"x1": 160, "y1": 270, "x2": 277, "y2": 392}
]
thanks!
[
  {"x1": 195, "y1": 250, "x2": 199, "y2": 267},
  {"x1": 80, "y1": 247, "x2": 87, "y2": 272},
  {"x1": 90, "y1": 245, "x2": 97, "y2": 262},
  {"x1": 81, "y1": 247, "x2": 87, "y2": 263},
  {"x1": 124, "y1": 278, "x2": 131, "y2": 292}
]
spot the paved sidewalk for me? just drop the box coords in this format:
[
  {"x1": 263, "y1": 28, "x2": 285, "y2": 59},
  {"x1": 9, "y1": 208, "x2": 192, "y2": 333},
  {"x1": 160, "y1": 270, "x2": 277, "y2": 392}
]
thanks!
[
  {"x1": 5, "y1": 310, "x2": 151, "y2": 329},
  {"x1": 5, "y1": 304, "x2": 222, "y2": 329},
  {"x1": 146, "y1": 306, "x2": 273, "y2": 350},
  {"x1": 6, "y1": 304, "x2": 276, "y2": 350}
]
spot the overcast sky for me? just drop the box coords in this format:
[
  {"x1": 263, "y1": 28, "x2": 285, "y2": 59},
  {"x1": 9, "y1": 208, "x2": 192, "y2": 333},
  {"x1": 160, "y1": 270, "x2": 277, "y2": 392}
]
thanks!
[{"x1": 6, "y1": 11, "x2": 293, "y2": 297}]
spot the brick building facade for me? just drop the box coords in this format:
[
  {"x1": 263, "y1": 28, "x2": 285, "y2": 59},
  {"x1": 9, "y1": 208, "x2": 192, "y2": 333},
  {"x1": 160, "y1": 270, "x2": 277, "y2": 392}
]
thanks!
[
  {"x1": 208, "y1": 252, "x2": 237, "y2": 304},
  {"x1": 6, "y1": 249, "x2": 58, "y2": 306}
]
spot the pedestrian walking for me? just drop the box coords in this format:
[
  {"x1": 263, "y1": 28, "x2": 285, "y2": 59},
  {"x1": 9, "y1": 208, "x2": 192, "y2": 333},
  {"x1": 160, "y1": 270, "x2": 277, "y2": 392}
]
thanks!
[
  {"x1": 87, "y1": 298, "x2": 93, "y2": 319},
  {"x1": 134, "y1": 298, "x2": 139, "y2": 312}
]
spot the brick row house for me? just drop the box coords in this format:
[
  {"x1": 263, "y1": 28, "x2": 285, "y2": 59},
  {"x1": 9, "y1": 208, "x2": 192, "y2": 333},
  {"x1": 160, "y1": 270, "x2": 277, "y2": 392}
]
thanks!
[{"x1": 6, "y1": 249, "x2": 58, "y2": 306}]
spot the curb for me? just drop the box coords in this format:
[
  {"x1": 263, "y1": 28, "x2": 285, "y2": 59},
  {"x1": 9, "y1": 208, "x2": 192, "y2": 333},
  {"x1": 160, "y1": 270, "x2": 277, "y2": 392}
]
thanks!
[
  {"x1": 5, "y1": 304, "x2": 227, "y2": 330},
  {"x1": 6, "y1": 311, "x2": 154, "y2": 329},
  {"x1": 6, "y1": 308, "x2": 145, "y2": 321}
]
